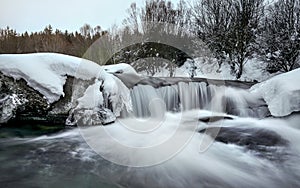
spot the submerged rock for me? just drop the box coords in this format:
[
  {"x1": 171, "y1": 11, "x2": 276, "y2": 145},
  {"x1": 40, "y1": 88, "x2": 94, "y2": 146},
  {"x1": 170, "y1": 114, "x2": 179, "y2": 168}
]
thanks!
[
  {"x1": 198, "y1": 115, "x2": 234, "y2": 123},
  {"x1": 199, "y1": 126, "x2": 289, "y2": 161}
]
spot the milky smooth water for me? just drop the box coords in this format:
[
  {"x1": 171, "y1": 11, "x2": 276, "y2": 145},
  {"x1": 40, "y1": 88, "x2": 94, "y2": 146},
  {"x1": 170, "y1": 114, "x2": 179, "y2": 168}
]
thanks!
[{"x1": 1, "y1": 111, "x2": 300, "y2": 188}]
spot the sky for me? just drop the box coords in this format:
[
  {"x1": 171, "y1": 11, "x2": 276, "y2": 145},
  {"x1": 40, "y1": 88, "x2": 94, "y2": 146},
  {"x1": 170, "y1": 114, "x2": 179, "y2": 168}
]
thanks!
[{"x1": 0, "y1": 0, "x2": 148, "y2": 33}]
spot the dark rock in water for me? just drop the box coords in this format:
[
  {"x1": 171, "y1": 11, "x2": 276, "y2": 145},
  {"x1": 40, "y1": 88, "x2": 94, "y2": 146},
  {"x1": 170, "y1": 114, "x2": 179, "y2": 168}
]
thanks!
[
  {"x1": 199, "y1": 127, "x2": 289, "y2": 161},
  {"x1": 199, "y1": 116, "x2": 234, "y2": 123},
  {"x1": 98, "y1": 108, "x2": 116, "y2": 125},
  {"x1": 223, "y1": 96, "x2": 271, "y2": 118},
  {"x1": 66, "y1": 107, "x2": 116, "y2": 126}
]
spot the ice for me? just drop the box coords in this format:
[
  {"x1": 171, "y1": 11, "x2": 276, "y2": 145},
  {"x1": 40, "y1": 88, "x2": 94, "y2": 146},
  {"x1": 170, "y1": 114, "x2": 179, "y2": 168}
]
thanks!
[{"x1": 251, "y1": 68, "x2": 300, "y2": 117}]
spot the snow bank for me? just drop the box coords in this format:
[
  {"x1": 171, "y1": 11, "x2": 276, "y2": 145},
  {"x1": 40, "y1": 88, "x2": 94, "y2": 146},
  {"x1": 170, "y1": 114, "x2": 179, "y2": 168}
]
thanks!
[
  {"x1": 140, "y1": 57, "x2": 274, "y2": 82},
  {"x1": 251, "y1": 68, "x2": 300, "y2": 117},
  {"x1": 183, "y1": 57, "x2": 274, "y2": 81}
]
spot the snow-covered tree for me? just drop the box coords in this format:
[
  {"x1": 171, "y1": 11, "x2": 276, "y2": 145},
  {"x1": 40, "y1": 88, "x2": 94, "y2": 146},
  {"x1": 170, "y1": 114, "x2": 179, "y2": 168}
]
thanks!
[
  {"x1": 191, "y1": 0, "x2": 264, "y2": 79},
  {"x1": 191, "y1": 0, "x2": 234, "y2": 64},
  {"x1": 258, "y1": 0, "x2": 300, "y2": 73}
]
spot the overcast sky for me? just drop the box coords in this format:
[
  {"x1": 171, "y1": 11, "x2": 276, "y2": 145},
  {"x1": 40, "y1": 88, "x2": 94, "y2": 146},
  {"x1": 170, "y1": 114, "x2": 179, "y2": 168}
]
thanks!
[{"x1": 0, "y1": 0, "x2": 148, "y2": 33}]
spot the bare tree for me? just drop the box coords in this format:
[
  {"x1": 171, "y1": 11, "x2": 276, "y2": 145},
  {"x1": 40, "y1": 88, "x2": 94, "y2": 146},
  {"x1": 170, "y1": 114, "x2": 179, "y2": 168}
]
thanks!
[{"x1": 121, "y1": 0, "x2": 194, "y2": 76}]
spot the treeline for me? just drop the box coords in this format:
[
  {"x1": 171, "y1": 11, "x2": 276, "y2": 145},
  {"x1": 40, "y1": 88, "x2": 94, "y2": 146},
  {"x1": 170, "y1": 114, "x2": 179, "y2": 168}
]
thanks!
[
  {"x1": 0, "y1": 24, "x2": 107, "y2": 57},
  {"x1": 1, "y1": 0, "x2": 300, "y2": 78}
]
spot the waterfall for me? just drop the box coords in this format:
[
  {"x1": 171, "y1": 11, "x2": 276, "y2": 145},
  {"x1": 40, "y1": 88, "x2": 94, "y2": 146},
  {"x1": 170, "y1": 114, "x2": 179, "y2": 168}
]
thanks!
[
  {"x1": 122, "y1": 81, "x2": 268, "y2": 118},
  {"x1": 177, "y1": 82, "x2": 210, "y2": 111}
]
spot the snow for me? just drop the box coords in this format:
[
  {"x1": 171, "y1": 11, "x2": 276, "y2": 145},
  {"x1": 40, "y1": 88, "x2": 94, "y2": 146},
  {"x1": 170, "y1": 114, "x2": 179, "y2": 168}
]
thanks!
[
  {"x1": 76, "y1": 79, "x2": 104, "y2": 110},
  {"x1": 250, "y1": 68, "x2": 300, "y2": 117}
]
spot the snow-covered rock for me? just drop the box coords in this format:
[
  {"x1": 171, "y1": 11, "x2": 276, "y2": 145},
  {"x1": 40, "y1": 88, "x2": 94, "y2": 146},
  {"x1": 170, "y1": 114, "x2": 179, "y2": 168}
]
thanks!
[
  {"x1": 250, "y1": 68, "x2": 300, "y2": 117},
  {"x1": 0, "y1": 53, "x2": 132, "y2": 125},
  {"x1": 0, "y1": 53, "x2": 103, "y2": 103},
  {"x1": 104, "y1": 63, "x2": 139, "y2": 76},
  {"x1": 0, "y1": 94, "x2": 26, "y2": 123}
]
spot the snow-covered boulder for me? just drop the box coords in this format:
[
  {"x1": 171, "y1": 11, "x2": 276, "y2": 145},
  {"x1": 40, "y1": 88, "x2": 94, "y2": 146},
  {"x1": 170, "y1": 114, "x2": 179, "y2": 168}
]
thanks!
[
  {"x1": 0, "y1": 94, "x2": 26, "y2": 123},
  {"x1": 0, "y1": 53, "x2": 104, "y2": 103},
  {"x1": 0, "y1": 53, "x2": 132, "y2": 125},
  {"x1": 104, "y1": 63, "x2": 139, "y2": 75},
  {"x1": 250, "y1": 68, "x2": 300, "y2": 117}
]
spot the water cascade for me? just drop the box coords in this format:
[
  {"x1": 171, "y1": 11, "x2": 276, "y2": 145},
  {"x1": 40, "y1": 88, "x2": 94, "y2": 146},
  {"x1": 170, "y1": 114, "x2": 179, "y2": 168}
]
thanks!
[{"x1": 124, "y1": 81, "x2": 267, "y2": 118}]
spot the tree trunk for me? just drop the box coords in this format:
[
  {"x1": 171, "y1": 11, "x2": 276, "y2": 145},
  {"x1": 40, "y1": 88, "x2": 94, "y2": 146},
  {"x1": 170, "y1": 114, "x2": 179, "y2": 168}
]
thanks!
[{"x1": 236, "y1": 59, "x2": 243, "y2": 79}]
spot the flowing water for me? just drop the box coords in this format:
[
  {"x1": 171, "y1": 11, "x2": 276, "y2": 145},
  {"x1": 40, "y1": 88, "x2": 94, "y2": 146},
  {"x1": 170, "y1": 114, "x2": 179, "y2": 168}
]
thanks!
[{"x1": 1, "y1": 81, "x2": 300, "y2": 188}]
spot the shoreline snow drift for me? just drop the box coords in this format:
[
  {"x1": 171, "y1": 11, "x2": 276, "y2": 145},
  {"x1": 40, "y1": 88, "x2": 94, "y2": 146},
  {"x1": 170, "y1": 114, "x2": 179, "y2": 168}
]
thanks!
[{"x1": 251, "y1": 68, "x2": 300, "y2": 117}]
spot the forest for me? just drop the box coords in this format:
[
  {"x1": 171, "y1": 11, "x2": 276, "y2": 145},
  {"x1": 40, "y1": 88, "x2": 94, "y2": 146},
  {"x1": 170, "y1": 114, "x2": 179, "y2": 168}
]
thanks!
[{"x1": 0, "y1": 0, "x2": 299, "y2": 78}]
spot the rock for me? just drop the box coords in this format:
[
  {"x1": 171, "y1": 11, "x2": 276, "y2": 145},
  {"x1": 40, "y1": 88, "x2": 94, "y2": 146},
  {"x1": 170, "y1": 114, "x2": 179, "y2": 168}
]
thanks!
[
  {"x1": 0, "y1": 95, "x2": 24, "y2": 123},
  {"x1": 223, "y1": 96, "x2": 271, "y2": 118},
  {"x1": 0, "y1": 73, "x2": 49, "y2": 124},
  {"x1": 198, "y1": 115, "x2": 234, "y2": 123},
  {"x1": 67, "y1": 108, "x2": 116, "y2": 126}
]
